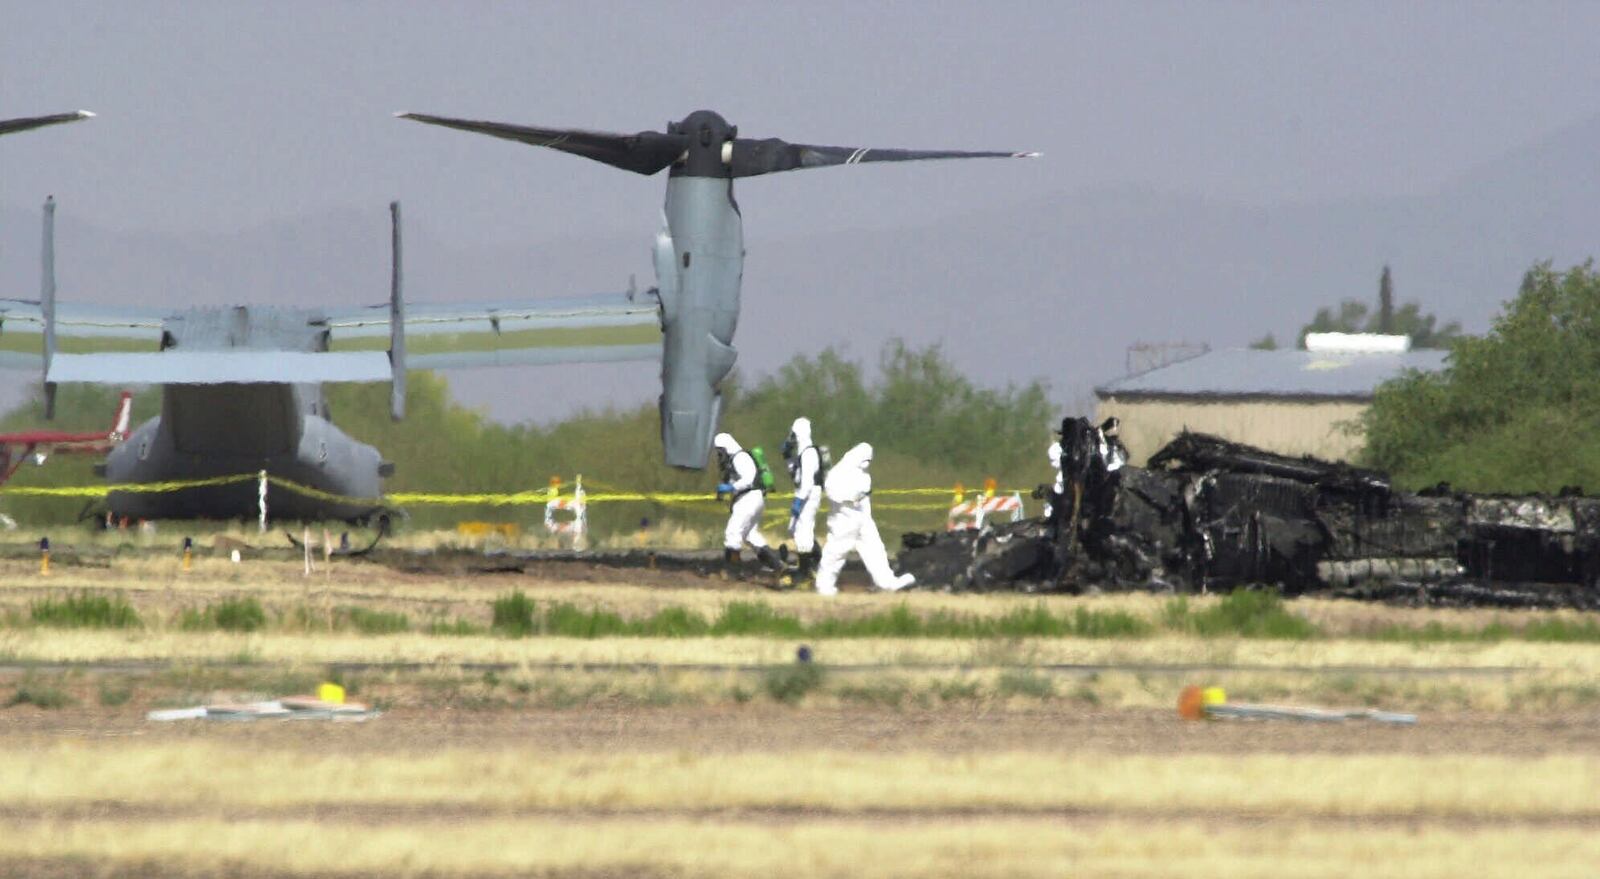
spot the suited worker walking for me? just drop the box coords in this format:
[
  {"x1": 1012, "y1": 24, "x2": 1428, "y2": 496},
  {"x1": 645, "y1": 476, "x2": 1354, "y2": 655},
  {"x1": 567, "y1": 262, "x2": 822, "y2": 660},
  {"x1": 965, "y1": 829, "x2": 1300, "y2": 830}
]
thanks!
[
  {"x1": 713, "y1": 432, "x2": 783, "y2": 574},
  {"x1": 813, "y1": 442, "x2": 916, "y2": 596}
]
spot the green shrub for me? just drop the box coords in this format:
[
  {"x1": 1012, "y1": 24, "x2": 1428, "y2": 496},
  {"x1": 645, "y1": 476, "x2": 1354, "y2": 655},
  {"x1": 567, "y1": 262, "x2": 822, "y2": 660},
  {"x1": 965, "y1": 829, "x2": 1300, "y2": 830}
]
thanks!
[
  {"x1": 491, "y1": 591, "x2": 536, "y2": 637},
  {"x1": 30, "y1": 592, "x2": 141, "y2": 629},
  {"x1": 762, "y1": 662, "x2": 824, "y2": 704}
]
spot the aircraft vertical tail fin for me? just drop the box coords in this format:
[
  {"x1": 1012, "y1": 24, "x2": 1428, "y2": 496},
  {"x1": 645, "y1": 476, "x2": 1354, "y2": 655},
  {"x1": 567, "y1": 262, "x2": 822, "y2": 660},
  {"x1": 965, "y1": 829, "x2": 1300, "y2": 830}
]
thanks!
[
  {"x1": 388, "y1": 202, "x2": 406, "y2": 421},
  {"x1": 41, "y1": 197, "x2": 57, "y2": 419}
]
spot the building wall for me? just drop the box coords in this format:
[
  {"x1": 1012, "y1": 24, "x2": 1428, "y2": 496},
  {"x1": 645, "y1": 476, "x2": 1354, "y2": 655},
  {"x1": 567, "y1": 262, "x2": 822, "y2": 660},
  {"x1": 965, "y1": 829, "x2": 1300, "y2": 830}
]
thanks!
[{"x1": 1095, "y1": 396, "x2": 1369, "y2": 465}]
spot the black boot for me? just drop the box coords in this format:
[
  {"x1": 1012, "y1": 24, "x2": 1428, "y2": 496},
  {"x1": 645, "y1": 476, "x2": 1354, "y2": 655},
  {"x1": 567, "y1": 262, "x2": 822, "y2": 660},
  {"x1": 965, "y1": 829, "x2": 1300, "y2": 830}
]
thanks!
[
  {"x1": 755, "y1": 546, "x2": 784, "y2": 573},
  {"x1": 721, "y1": 547, "x2": 743, "y2": 580},
  {"x1": 797, "y1": 548, "x2": 820, "y2": 577}
]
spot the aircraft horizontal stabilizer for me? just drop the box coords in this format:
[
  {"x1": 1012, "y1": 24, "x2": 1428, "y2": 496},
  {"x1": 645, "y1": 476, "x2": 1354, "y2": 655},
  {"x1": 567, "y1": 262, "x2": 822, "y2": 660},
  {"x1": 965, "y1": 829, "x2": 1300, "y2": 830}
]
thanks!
[{"x1": 48, "y1": 351, "x2": 393, "y2": 385}]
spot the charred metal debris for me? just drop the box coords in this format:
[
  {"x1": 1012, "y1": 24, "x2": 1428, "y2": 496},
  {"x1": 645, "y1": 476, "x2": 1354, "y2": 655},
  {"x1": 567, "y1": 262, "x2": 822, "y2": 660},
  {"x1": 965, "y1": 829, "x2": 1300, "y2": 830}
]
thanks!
[{"x1": 896, "y1": 422, "x2": 1600, "y2": 609}]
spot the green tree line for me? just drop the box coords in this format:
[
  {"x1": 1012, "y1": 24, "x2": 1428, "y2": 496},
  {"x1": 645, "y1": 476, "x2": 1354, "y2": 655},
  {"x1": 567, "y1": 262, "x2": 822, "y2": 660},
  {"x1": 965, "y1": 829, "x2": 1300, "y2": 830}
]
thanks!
[{"x1": 1362, "y1": 262, "x2": 1600, "y2": 493}]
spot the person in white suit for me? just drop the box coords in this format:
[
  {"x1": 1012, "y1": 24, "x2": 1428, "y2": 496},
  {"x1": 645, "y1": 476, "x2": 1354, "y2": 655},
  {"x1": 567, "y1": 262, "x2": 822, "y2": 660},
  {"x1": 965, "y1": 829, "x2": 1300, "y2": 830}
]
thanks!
[
  {"x1": 713, "y1": 432, "x2": 782, "y2": 573},
  {"x1": 813, "y1": 442, "x2": 915, "y2": 596},
  {"x1": 782, "y1": 416, "x2": 824, "y2": 578}
]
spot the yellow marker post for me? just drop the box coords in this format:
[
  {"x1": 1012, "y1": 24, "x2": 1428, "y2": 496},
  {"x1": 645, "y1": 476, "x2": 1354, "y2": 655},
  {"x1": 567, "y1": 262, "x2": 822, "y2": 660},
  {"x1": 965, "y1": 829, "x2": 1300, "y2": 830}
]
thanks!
[
  {"x1": 182, "y1": 536, "x2": 193, "y2": 573},
  {"x1": 38, "y1": 536, "x2": 49, "y2": 576}
]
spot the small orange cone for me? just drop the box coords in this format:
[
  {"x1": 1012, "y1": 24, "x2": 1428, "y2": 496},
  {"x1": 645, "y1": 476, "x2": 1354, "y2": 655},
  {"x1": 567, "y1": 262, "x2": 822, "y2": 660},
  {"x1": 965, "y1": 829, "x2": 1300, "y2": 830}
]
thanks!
[{"x1": 1178, "y1": 684, "x2": 1206, "y2": 720}]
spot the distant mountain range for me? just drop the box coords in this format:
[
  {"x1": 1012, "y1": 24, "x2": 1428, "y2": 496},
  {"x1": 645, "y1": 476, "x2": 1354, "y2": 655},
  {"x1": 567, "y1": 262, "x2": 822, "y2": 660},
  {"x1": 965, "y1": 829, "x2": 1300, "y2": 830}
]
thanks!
[{"x1": 4, "y1": 113, "x2": 1597, "y2": 423}]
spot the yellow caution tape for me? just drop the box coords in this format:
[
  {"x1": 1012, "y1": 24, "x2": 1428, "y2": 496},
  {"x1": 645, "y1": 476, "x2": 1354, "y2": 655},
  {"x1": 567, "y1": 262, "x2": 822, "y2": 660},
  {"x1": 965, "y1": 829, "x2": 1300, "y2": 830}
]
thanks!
[
  {"x1": 0, "y1": 473, "x2": 1027, "y2": 512},
  {"x1": 0, "y1": 473, "x2": 257, "y2": 498}
]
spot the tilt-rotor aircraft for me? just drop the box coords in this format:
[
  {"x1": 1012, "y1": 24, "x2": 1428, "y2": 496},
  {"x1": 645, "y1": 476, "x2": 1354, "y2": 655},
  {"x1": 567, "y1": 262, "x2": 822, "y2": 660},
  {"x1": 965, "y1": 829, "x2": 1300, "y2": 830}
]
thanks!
[
  {"x1": 0, "y1": 109, "x2": 1032, "y2": 523},
  {"x1": 0, "y1": 111, "x2": 95, "y2": 137},
  {"x1": 395, "y1": 110, "x2": 1038, "y2": 467}
]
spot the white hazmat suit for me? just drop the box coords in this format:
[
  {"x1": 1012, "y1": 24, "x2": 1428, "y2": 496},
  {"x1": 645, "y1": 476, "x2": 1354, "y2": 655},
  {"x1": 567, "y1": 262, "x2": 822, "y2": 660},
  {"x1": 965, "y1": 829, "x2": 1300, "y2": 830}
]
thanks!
[
  {"x1": 814, "y1": 443, "x2": 915, "y2": 596},
  {"x1": 1044, "y1": 440, "x2": 1064, "y2": 518},
  {"x1": 713, "y1": 432, "x2": 769, "y2": 554},
  {"x1": 785, "y1": 417, "x2": 823, "y2": 556}
]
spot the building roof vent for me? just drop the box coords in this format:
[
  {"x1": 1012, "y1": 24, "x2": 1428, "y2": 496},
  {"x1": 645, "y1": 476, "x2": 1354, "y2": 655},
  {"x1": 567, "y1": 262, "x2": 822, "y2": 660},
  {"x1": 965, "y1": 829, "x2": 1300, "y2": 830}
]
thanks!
[{"x1": 1303, "y1": 333, "x2": 1411, "y2": 354}]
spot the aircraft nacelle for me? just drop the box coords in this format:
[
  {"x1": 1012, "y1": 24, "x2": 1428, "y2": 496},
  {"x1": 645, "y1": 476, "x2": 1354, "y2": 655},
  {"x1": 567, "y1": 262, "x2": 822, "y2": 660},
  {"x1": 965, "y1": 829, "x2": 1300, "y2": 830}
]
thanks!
[{"x1": 655, "y1": 177, "x2": 742, "y2": 469}]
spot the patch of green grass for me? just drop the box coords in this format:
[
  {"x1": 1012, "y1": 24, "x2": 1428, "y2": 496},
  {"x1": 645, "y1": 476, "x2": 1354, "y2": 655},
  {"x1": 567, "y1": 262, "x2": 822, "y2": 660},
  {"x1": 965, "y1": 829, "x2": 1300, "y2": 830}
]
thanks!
[
  {"x1": 1521, "y1": 617, "x2": 1600, "y2": 642},
  {"x1": 426, "y1": 618, "x2": 484, "y2": 636},
  {"x1": 7, "y1": 678, "x2": 73, "y2": 709},
  {"x1": 542, "y1": 602, "x2": 632, "y2": 638},
  {"x1": 1371, "y1": 620, "x2": 1512, "y2": 643},
  {"x1": 179, "y1": 597, "x2": 266, "y2": 633},
  {"x1": 762, "y1": 662, "x2": 824, "y2": 705},
  {"x1": 836, "y1": 679, "x2": 909, "y2": 708},
  {"x1": 1370, "y1": 616, "x2": 1600, "y2": 644},
  {"x1": 30, "y1": 592, "x2": 141, "y2": 629},
  {"x1": 931, "y1": 678, "x2": 982, "y2": 702},
  {"x1": 488, "y1": 597, "x2": 1155, "y2": 642},
  {"x1": 490, "y1": 591, "x2": 536, "y2": 637},
  {"x1": 97, "y1": 678, "x2": 134, "y2": 707},
  {"x1": 638, "y1": 606, "x2": 712, "y2": 637},
  {"x1": 337, "y1": 606, "x2": 410, "y2": 635},
  {"x1": 712, "y1": 602, "x2": 806, "y2": 638},
  {"x1": 996, "y1": 669, "x2": 1055, "y2": 699},
  {"x1": 1162, "y1": 590, "x2": 1318, "y2": 639}
]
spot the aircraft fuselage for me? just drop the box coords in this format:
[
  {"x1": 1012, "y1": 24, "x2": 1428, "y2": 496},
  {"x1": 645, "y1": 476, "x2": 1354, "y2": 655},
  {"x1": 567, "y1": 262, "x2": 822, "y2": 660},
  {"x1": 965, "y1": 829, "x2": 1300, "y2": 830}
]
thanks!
[
  {"x1": 104, "y1": 382, "x2": 386, "y2": 522},
  {"x1": 99, "y1": 305, "x2": 389, "y2": 522}
]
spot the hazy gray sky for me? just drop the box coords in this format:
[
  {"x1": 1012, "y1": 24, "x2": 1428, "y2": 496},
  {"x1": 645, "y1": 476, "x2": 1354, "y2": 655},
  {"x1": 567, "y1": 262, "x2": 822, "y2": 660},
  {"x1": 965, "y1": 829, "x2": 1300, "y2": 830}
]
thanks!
[
  {"x1": 5, "y1": 2, "x2": 1600, "y2": 422},
  {"x1": 7, "y1": 1, "x2": 1600, "y2": 242}
]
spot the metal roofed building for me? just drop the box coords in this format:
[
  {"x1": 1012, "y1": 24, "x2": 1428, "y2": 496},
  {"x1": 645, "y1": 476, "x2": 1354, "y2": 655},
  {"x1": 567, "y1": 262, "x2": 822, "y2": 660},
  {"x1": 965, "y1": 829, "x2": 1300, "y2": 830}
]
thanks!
[{"x1": 1094, "y1": 345, "x2": 1450, "y2": 464}]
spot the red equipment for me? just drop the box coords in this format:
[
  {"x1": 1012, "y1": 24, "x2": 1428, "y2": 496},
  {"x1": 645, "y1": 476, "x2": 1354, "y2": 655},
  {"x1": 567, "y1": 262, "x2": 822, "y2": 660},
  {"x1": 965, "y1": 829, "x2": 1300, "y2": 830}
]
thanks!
[{"x1": 0, "y1": 391, "x2": 132, "y2": 486}]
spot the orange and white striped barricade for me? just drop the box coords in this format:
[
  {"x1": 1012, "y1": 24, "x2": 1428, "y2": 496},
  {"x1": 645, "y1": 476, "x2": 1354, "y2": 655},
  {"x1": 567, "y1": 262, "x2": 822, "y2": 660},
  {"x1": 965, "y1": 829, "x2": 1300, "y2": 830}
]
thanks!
[
  {"x1": 947, "y1": 480, "x2": 1026, "y2": 532},
  {"x1": 543, "y1": 475, "x2": 588, "y2": 548}
]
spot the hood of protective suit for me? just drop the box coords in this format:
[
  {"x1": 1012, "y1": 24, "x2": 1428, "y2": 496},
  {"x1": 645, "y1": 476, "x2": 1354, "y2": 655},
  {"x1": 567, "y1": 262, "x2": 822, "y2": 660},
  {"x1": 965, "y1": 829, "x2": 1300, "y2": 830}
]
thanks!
[
  {"x1": 824, "y1": 442, "x2": 873, "y2": 505},
  {"x1": 712, "y1": 432, "x2": 742, "y2": 455},
  {"x1": 788, "y1": 417, "x2": 812, "y2": 449}
]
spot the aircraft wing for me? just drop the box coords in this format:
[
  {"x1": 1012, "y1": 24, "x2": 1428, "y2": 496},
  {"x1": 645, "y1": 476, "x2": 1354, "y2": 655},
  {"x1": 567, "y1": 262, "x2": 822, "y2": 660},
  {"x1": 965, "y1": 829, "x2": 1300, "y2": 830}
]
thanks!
[{"x1": 325, "y1": 293, "x2": 662, "y2": 369}]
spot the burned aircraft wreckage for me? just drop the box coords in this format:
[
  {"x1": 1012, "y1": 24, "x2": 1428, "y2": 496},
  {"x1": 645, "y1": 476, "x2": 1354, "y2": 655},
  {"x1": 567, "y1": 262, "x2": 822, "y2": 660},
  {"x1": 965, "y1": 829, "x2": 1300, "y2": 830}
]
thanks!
[{"x1": 897, "y1": 420, "x2": 1600, "y2": 609}]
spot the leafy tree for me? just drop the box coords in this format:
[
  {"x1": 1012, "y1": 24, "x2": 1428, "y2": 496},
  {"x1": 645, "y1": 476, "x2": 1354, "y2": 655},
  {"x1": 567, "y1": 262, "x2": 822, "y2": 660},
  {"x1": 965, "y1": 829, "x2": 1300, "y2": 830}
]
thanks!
[
  {"x1": 1248, "y1": 334, "x2": 1279, "y2": 350},
  {"x1": 1362, "y1": 261, "x2": 1600, "y2": 492},
  {"x1": 1296, "y1": 265, "x2": 1462, "y2": 349}
]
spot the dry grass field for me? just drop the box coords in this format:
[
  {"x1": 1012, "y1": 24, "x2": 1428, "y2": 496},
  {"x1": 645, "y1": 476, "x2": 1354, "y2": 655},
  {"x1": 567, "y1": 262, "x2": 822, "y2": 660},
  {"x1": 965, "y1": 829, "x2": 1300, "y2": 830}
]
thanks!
[{"x1": 2, "y1": 545, "x2": 1599, "y2": 876}]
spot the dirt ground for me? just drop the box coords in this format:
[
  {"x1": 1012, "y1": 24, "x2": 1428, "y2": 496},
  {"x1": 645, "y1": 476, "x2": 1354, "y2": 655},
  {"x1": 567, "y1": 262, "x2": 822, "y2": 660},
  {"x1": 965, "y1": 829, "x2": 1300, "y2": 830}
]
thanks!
[
  {"x1": 5, "y1": 702, "x2": 1599, "y2": 757},
  {"x1": 6, "y1": 556, "x2": 1600, "y2": 877}
]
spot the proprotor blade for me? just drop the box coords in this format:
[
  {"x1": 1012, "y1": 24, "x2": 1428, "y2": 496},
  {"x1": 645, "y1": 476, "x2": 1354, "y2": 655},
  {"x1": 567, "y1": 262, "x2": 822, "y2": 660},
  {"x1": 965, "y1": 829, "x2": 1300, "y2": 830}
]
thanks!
[
  {"x1": 730, "y1": 138, "x2": 1038, "y2": 178},
  {"x1": 0, "y1": 110, "x2": 94, "y2": 138},
  {"x1": 396, "y1": 112, "x2": 687, "y2": 176}
]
